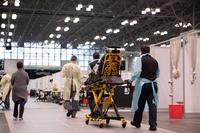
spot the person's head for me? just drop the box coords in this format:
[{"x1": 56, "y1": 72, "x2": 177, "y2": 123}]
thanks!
[
  {"x1": 49, "y1": 79, "x2": 53, "y2": 82},
  {"x1": 16, "y1": 61, "x2": 23, "y2": 69},
  {"x1": 70, "y1": 55, "x2": 78, "y2": 63},
  {"x1": 93, "y1": 52, "x2": 100, "y2": 60},
  {"x1": 141, "y1": 45, "x2": 150, "y2": 54},
  {"x1": 105, "y1": 47, "x2": 110, "y2": 53}
]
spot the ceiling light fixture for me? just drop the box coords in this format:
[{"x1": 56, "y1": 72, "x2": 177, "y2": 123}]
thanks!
[
  {"x1": 121, "y1": 20, "x2": 129, "y2": 25},
  {"x1": 91, "y1": 42, "x2": 96, "y2": 45},
  {"x1": 44, "y1": 40, "x2": 48, "y2": 44},
  {"x1": 151, "y1": 11, "x2": 156, "y2": 15},
  {"x1": 124, "y1": 43, "x2": 128, "y2": 47},
  {"x1": 85, "y1": 41, "x2": 90, "y2": 45},
  {"x1": 1, "y1": 23, "x2": 6, "y2": 28},
  {"x1": 14, "y1": 0, "x2": 20, "y2": 7},
  {"x1": 145, "y1": 8, "x2": 151, "y2": 12},
  {"x1": 94, "y1": 36, "x2": 100, "y2": 40},
  {"x1": 51, "y1": 40, "x2": 55, "y2": 44},
  {"x1": 56, "y1": 34, "x2": 61, "y2": 38},
  {"x1": 2, "y1": 1, "x2": 8, "y2": 6},
  {"x1": 11, "y1": 14, "x2": 17, "y2": 19},
  {"x1": 160, "y1": 44, "x2": 167, "y2": 47},
  {"x1": 7, "y1": 38, "x2": 11, "y2": 42},
  {"x1": 73, "y1": 17, "x2": 80, "y2": 23},
  {"x1": 56, "y1": 26, "x2": 61, "y2": 31},
  {"x1": 64, "y1": 17, "x2": 71, "y2": 23},
  {"x1": 0, "y1": 38, "x2": 4, "y2": 42},
  {"x1": 130, "y1": 43, "x2": 134, "y2": 47},
  {"x1": 86, "y1": 7, "x2": 92, "y2": 12},
  {"x1": 78, "y1": 4, "x2": 83, "y2": 8},
  {"x1": 130, "y1": 20, "x2": 137, "y2": 26},
  {"x1": 64, "y1": 27, "x2": 69, "y2": 32},
  {"x1": 101, "y1": 36, "x2": 107, "y2": 40},
  {"x1": 49, "y1": 34, "x2": 54, "y2": 38},
  {"x1": 88, "y1": 5, "x2": 94, "y2": 9},
  {"x1": 2, "y1": 13, "x2": 7, "y2": 19},
  {"x1": 113, "y1": 29, "x2": 120, "y2": 34},
  {"x1": 10, "y1": 24, "x2": 14, "y2": 29},
  {"x1": 76, "y1": 7, "x2": 81, "y2": 11},
  {"x1": 141, "y1": 10, "x2": 147, "y2": 14},
  {"x1": 8, "y1": 32, "x2": 12, "y2": 36},
  {"x1": 106, "y1": 28, "x2": 112, "y2": 34},
  {"x1": 76, "y1": 4, "x2": 83, "y2": 11},
  {"x1": 0, "y1": 32, "x2": 5, "y2": 35},
  {"x1": 155, "y1": 8, "x2": 160, "y2": 12}
]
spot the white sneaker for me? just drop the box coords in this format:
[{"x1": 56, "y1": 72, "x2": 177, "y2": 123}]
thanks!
[{"x1": 13, "y1": 117, "x2": 17, "y2": 121}]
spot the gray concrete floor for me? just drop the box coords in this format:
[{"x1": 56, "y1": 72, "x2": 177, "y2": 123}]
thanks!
[
  {"x1": 0, "y1": 112, "x2": 10, "y2": 133},
  {"x1": 121, "y1": 112, "x2": 200, "y2": 133},
  {"x1": 3, "y1": 98, "x2": 177, "y2": 133}
]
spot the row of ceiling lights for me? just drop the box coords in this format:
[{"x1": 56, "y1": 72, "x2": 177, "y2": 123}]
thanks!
[
  {"x1": 124, "y1": 42, "x2": 135, "y2": 47},
  {"x1": 136, "y1": 37, "x2": 150, "y2": 42},
  {"x1": 46, "y1": 15, "x2": 80, "y2": 44},
  {"x1": 77, "y1": 41, "x2": 96, "y2": 48},
  {"x1": 153, "y1": 30, "x2": 168, "y2": 36},
  {"x1": 141, "y1": 8, "x2": 160, "y2": 15},
  {"x1": 75, "y1": 4, "x2": 94, "y2": 12},
  {"x1": 121, "y1": 20, "x2": 138, "y2": 26},
  {"x1": 94, "y1": 35, "x2": 106, "y2": 40},
  {"x1": 105, "y1": 28, "x2": 120, "y2": 34},
  {"x1": 2, "y1": 0, "x2": 20, "y2": 7},
  {"x1": 0, "y1": 12, "x2": 18, "y2": 46},
  {"x1": 174, "y1": 22, "x2": 192, "y2": 28},
  {"x1": 64, "y1": 17, "x2": 80, "y2": 23}
]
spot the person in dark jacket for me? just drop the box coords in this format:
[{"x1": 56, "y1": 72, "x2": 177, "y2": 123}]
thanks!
[
  {"x1": 85, "y1": 52, "x2": 100, "y2": 116},
  {"x1": 11, "y1": 61, "x2": 29, "y2": 120},
  {"x1": 130, "y1": 46, "x2": 159, "y2": 131}
]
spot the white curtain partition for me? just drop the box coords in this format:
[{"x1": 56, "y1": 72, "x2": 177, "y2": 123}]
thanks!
[
  {"x1": 169, "y1": 38, "x2": 181, "y2": 97},
  {"x1": 186, "y1": 33, "x2": 198, "y2": 84},
  {"x1": 151, "y1": 32, "x2": 200, "y2": 113},
  {"x1": 170, "y1": 38, "x2": 181, "y2": 79}
]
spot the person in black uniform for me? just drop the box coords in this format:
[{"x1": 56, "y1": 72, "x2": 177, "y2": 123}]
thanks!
[
  {"x1": 130, "y1": 46, "x2": 159, "y2": 131},
  {"x1": 85, "y1": 52, "x2": 100, "y2": 116}
]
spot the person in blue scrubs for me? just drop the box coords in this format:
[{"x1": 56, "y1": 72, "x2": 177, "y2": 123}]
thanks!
[{"x1": 130, "y1": 46, "x2": 159, "y2": 131}]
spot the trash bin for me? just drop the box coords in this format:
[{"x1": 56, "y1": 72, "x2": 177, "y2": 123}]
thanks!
[{"x1": 169, "y1": 104, "x2": 184, "y2": 119}]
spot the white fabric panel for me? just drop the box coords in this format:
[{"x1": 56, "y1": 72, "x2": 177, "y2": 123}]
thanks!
[
  {"x1": 184, "y1": 37, "x2": 200, "y2": 113},
  {"x1": 152, "y1": 47, "x2": 183, "y2": 109},
  {"x1": 152, "y1": 34, "x2": 200, "y2": 113},
  {"x1": 153, "y1": 47, "x2": 170, "y2": 109}
]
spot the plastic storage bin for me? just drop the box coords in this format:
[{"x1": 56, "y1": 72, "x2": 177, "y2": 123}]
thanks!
[{"x1": 169, "y1": 104, "x2": 184, "y2": 119}]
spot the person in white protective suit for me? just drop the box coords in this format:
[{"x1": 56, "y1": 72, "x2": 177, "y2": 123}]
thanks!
[{"x1": 0, "y1": 71, "x2": 11, "y2": 110}]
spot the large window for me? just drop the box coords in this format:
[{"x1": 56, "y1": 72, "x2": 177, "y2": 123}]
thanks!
[{"x1": 0, "y1": 42, "x2": 103, "y2": 71}]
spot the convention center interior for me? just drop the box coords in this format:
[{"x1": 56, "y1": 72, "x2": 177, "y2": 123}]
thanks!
[{"x1": 0, "y1": 0, "x2": 200, "y2": 133}]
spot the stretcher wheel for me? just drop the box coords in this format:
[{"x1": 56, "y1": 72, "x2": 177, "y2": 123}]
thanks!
[
  {"x1": 121, "y1": 119, "x2": 127, "y2": 128},
  {"x1": 99, "y1": 123, "x2": 104, "y2": 128},
  {"x1": 106, "y1": 119, "x2": 110, "y2": 124},
  {"x1": 85, "y1": 115, "x2": 89, "y2": 125},
  {"x1": 85, "y1": 119, "x2": 89, "y2": 125},
  {"x1": 98, "y1": 119, "x2": 104, "y2": 128}
]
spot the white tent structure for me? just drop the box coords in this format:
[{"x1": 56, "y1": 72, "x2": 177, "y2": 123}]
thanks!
[{"x1": 150, "y1": 30, "x2": 200, "y2": 115}]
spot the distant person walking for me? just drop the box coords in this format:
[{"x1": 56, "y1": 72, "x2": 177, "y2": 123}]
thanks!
[
  {"x1": 62, "y1": 55, "x2": 82, "y2": 118},
  {"x1": 11, "y1": 61, "x2": 29, "y2": 120},
  {"x1": 0, "y1": 71, "x2": 11, "y2": 110}
]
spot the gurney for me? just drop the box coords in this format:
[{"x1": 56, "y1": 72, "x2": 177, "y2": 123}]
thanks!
[{"x1": 85, "y1": 48, "x2": 127, "y2": 128}]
